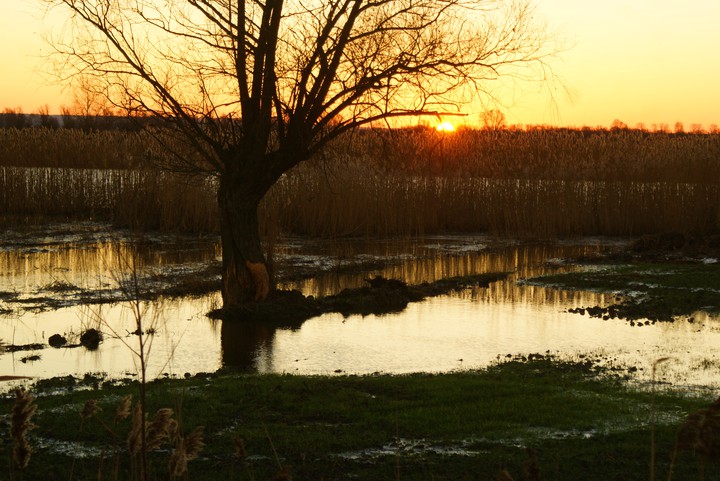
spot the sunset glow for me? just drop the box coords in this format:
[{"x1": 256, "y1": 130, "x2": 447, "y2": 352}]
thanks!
[
  {"x1": 435, "y1": 121, "x2": 456, "y2": 132},
  {"x1": 1, "y1": 2, "x2": 720, "y2": 128}
]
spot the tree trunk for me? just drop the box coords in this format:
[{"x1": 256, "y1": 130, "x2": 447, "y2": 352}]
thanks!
[{"x1": 217, "y1": 174, "x2": 273, "y2": 309}]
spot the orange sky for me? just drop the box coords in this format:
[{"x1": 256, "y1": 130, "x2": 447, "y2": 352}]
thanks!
[{"x1": 2, "y1": 1, "x2": 719, "y2": 129}]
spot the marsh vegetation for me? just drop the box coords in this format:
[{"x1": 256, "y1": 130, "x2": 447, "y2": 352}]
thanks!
[
  {"x1": 2, "y1": 358, "x2": 719, "y2": 481},
  {"x1": 1, "y1": 124, "x2": 720, "y2": 480},
  {"x1": 1, "y1": 125, "x2": 719, "y2": 237},
  {"x1": 2, "y1": 0, "x2": 718, "y2": 476}
]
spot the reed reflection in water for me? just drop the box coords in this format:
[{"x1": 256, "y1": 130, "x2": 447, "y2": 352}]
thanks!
[
  {"x1": 0, "y1": 297, "x2": 222, "y2": 381},
  {"x1": 1, "y1": 233, "x2": 718, "y2": 389},
  {"x1": 248, "y1": 287, "x2": 720, "y2": 388},
  {"x1": 250, "y1": 243, "x2": 623, "y2": 376}
]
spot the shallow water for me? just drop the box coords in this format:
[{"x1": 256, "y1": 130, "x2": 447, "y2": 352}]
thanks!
[{"x1": 1, "y1": 225, "x2": 719, "y2": 391}]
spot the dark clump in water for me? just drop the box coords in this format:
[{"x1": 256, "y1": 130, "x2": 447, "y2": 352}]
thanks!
[
  {"x1": 364, "y1": 276, "x2": 407, "y2": 289},
  {"x1": 80, "y1": 329, "x2": 102, "y2": 350},
  {"x1": 48, "y1": 334, "x2": 67, "y2": 348}
]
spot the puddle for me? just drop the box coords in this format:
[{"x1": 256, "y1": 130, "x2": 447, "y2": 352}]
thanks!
[
  {"x1": 1, "y1": 224, "x2": 719, "y2": 391},
  {"x1": 335, "y1": 410, "x2": 688, "y2": 461},
  {"x1": 337, "y1": 438, "x2": 484, "y2": 460}
]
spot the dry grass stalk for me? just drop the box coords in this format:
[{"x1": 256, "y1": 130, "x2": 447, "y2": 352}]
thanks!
[
  {"x1": 168, "y1": 445, "x2": 188, "y2": 478},
  {"x1": 127, "y1": 402, "x2": 176, "y2": 455},
  {"x1": 496, "y1": 468, "x2": 515, "y2": 481},
  {"x1": 233, "y1": 435, "x2": 247, "y2": 459},
  {"x1": 650, "y1": 357, "x2": 673, "y2": 481},
  {"x1": 168, "y1": 426, "x2": 205, "y2": 478},
  {"x1": 115, "y1": 394, "x2": 133, "y2": 425},
  {"x1": 11, "y1": 388, "x2": 38, "y2": 470},
  {"x1": 183, "y1": 426, "x2": 205, "y2": 459},
  {"x1": 668, "y1": 396, "x2": 720, "y2": 481},
  {"x1": 145, "y1": 407, "x2": 175, "y2": 451},
  {"x1": 97, "y1": 447, "x2": 106, "y2": 481},
  {"x1": 80, "y1": 399, "x2": 101, "y2": 431},
  {"x1": 127, "y1": 401, "x2": 144, "y2": 456},
  {"x1": 118, "y1": 396, "x2": 205, "y2": 478},
  {"x1": 676, "y1": 397, "x2": 720, "y2": 458},
  {"x1": 272, "y1": 467, "x2": 292, "y2": 481},
  {"x1": 523, "y1": 448, "x2": 541, "y2": 481},
  {"x1": 80, "y1": 393, "x2": 206, "y2": 480},
  {"x1": 80, "y1": 399, "x2": 101, "y2": 419}
]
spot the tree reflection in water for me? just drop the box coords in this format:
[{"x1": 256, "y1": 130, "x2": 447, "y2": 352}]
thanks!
[
  {"x1": 2, "y1": 231, "x2": 719, "y2": 389},
  {"x1": 220, "y1": 321, "x2": 277, "y2": 370}
]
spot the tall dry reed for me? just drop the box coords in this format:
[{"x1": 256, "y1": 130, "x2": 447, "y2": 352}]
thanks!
[
  {"x1": 0, "y1": 127, "x2": 149, "y2": 169},
  {"x1": 263, "y1": 161, "x2": 720, "y2": 237},
  {"x1": 349, "y1": 126, "x2": 720, "y2": 184},
  {"x1": 10, "y1": 388, "x2": 37, "y2": 477},
  {"x1": 1, "y1": 126, "x2": 719, "y2": 237}
]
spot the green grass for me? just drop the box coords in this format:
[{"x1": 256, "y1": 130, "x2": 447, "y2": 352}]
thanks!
[
  {"x1": 2, "y1": 358, "x2": 717, "y2": 480},
  {"x1": 527, "y1": 262, "x2": 720, "y2": 322},
  {"x1": 530, "y1": 263, "x2": 720, "y2": 293}
]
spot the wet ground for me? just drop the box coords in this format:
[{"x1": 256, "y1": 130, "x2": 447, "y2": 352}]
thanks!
[{"x1": 1, "y1": 222, "x2": 719, "y2": 391}]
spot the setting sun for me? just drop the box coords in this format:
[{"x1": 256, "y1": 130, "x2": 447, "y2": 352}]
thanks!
[{"x1": 435, "y1": 121, "x2": 456, "y2": 132}]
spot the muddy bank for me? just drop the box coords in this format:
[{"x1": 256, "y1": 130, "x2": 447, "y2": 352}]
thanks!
[
  {"x1": 577, "y1": 232, "x2": 720, "y2": 264},
  {"x1": 525, "y1": 233, "x2": 720, "y2": 324},
  {"x1": 211, "y1": 272, "x2": 510, "y2": 324}
]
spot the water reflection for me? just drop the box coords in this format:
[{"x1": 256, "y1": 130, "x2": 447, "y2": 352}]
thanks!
[
  {"x1": 0, "y1": 230, "x2": 219, "y2": 296},
  {"x1": 283, "y1": 243, "x2": 614, "y2": 308},
  {"x1": 1, "y1": 232, "x2": 718, "y2": 390},
  {"x1": 221, "y1": 321, "x2": 278, "y2": 371},
  {"x1": 286, "y1": 243, "x2": 585, "y2": 293}
]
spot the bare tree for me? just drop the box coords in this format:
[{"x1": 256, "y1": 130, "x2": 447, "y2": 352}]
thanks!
[
  {"x1": 45, "y1": 0, "x2": 557, "y2": 312},
  {"x1": 480, "y1": 109, "x2": 507, "y2": 130},
  {"x1": 38, "y1": 104, "x2": 60, "y2": 129},
  {"x1": 689, "y1": 123, "x2": 705, "y2": 134},
  {"x1": 610, "y1": 119, "x2": 628, "y2": 131},
  {"x1": 1, "y1": 108, "x2": 28, "y2": 129}
]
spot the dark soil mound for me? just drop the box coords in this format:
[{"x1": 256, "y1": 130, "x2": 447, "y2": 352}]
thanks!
[
  {"x1": 212, "y1": 272, "x2": 509, "y2": 324},
  {"x1": 48, "y1": 334, "x2": 67, "y2": 348},
  {"x1": 80, "y1": 329, "x2": 103, "y2": 350}
]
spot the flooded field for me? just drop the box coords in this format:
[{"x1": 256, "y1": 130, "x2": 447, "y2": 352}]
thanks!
[{"x1": 1, "y1": 223, "x2": 719, "y2": 390}]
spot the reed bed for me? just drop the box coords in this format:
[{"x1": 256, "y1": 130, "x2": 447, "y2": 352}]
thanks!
[
  {"x1": 0, "y1": 167, "x2": 218, "y2": 232},
  {"x1": 0, "y1": 127, "x2": 150, "y2": 169},
  {"x1": 1, "y1": 126, "x2": 719, "y2": 237},
  {"x1": 264, "y1": 166, "x2": 720, "y2": 237},
  {"x1": 351, "y1": 126, "x2": 720, "y2": 184}
]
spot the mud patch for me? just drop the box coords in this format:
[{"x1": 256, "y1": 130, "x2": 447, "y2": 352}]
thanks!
[
  {"x1": 337, "y1": 437, "x2": 483, "y2": 461},
  {"x1": 3, "y1": 343, "x2": 45, "y2": 353},
  {"x1": 212, "y1": 272, "x2": 510, "y2": 324}
]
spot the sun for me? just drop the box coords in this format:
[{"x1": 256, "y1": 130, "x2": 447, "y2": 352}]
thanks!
[{"x1": 435, "y1": 121, "x2": 456, "y2": 133}]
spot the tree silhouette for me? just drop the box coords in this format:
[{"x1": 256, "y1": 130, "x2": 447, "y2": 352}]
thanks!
[
  {"x1": 480, "y1": 109, "x2": 507, "y2": 130},
  {"x1": 46, "y1": 0, "x2": 557, "y2": 312},
  {"x1": 1, "y1": 108, "x2": 28, "y2": 129}
]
